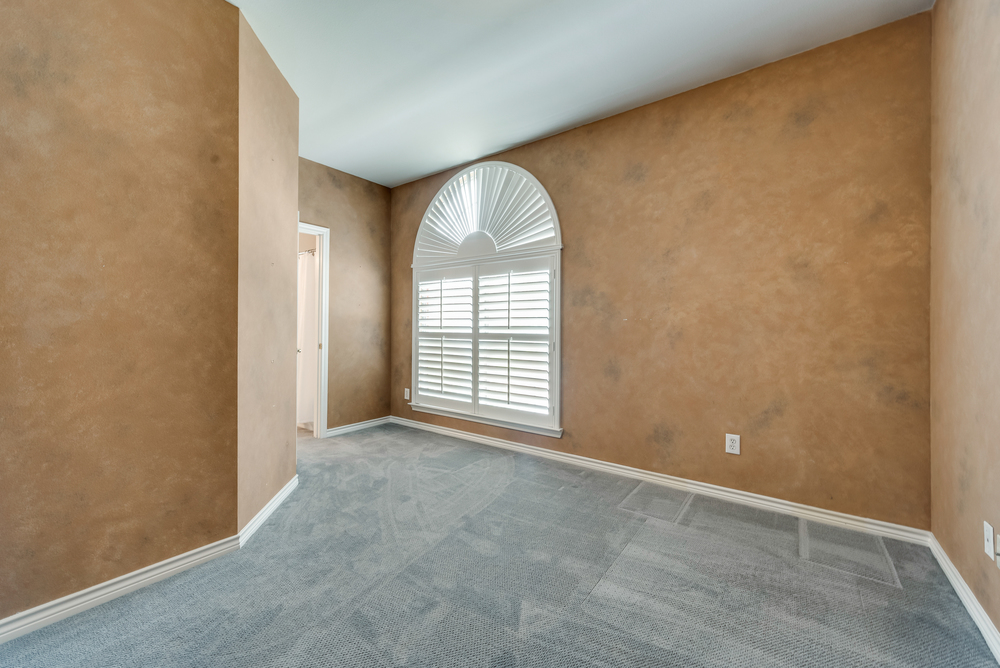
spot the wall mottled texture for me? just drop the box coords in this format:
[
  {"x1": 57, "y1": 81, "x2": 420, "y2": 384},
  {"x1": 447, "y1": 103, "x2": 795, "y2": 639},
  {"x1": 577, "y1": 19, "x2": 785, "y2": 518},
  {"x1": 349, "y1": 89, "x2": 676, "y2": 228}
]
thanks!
[
  {"x1": 0, "y1": 0, "x2": 240, "y2": 618},
  {"x1": 931, "y1": 0, "x2": 1000, "y2": 629},
  {"x1": 299, "y1": 159, "x2": 391, "y2": 429},
  {"x1": 237, "y1": 15, "x2": 299, "y2": 530},
  {"x1": 391, "y1": 15, "x2": 932, "y2": 529}
]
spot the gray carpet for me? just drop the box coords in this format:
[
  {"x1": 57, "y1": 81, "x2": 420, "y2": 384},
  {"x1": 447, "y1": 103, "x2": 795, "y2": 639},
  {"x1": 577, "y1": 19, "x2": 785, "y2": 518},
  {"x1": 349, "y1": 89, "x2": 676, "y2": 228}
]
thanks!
[{"x1": 1, "y1": 424, "x2": 996, "y2": 667}]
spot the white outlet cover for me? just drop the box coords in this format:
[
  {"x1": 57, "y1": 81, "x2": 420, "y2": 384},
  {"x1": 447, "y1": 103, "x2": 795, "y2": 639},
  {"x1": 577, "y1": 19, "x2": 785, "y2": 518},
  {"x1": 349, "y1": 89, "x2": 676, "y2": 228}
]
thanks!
[
  {"x1": 725, "y1": 433, "x2": 740, "y2": 455},
  {"x1": 404, "y1": 388, "x2": 410, "y2": 400},
  {"x1": 986, "y1": 521, "x2": 995, "y2": 560}
]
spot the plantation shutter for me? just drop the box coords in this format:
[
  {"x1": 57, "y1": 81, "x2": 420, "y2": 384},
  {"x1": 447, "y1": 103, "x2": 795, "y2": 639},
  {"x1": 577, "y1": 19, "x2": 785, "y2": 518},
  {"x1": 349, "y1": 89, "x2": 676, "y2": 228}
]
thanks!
[
  {"x1": 410, "y1": 161, "x2": 561, "y2": 436},
  {"x1": 415, "y1": 268, "x2": 474, "y2": 409},
  {"x1": 476, "y1": 257, "x2": 553, "y2": 421}
]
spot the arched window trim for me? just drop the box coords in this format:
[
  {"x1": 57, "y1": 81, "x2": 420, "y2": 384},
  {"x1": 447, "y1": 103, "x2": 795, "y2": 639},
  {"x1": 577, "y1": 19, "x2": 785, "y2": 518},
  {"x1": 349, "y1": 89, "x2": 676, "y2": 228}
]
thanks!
[{"x1": 410, "y1": 161, "x2": 562, "y2": 438}]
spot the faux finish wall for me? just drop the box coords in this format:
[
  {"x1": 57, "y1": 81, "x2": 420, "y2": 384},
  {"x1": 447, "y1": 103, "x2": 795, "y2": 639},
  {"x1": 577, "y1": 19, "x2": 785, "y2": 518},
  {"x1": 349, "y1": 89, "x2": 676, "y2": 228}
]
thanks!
[
  {"x1": 931, "y1": 0, "x2": 1000, "y2": 628},
  {"x1": 299, "y1": 158, "x2": 391, "y2": 429},
  {"x1": 391, "y1": 16, "x2": 932, "y2": 529},
  {"x1": 0, "y1": 0, "x2": 240, "y2": 618},
  {"x1": 238, "y1": 16, "x2": 299, "y2": 530}
]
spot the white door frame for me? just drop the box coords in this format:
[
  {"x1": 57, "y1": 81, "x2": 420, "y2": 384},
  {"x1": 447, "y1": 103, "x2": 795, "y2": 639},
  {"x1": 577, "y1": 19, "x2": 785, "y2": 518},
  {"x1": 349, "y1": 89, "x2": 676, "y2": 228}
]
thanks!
[{"x1": 298, "y1": 220, "x2": 330, "y2": 438}]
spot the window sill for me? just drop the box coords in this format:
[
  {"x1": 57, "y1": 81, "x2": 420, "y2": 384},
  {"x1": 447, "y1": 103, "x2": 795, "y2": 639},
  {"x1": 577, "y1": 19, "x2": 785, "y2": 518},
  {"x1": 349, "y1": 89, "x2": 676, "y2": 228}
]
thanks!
[{"x1": 408, "y1": 403, "x2": 563, "y2": 439}]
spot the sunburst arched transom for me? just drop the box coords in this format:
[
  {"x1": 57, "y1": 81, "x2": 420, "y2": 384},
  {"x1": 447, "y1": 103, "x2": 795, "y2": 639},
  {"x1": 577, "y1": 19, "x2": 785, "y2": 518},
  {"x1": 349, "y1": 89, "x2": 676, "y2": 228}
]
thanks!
[{"x1": 413, "y1": 162, "x2": 561, "y2": 267}]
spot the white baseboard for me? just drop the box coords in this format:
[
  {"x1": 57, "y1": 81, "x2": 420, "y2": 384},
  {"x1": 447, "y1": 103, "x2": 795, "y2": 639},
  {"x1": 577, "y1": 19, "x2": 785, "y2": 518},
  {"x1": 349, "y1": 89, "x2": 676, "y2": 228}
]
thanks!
[
  {"x1": 0, "y1": 474, "x2": 299, "y2": 646},
  {"x1": 388, "y1": 416, "x2": 927, "y2": 544},
  {"x1": 239, "y1": 474, "x2": 298, "y2": 547},
  {"x1": 929, "y1": 535, "x2": 1000, "y2": 663},
  {"x1": 325, "y1": 416, "x2": 390, "y2": 437},
  {"x1": 388, "y1": 416, "x2": 1000, "y2": 660},
  {"x1": 0, "y1": 535, "x2": 239, "y2": 645}
]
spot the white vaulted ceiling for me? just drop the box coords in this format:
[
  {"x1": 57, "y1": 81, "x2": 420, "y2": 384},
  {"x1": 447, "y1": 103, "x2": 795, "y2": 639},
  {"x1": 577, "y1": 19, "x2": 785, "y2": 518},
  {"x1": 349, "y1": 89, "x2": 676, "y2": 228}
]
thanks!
[{"x1": 231, "y1": 0, "x2": 933, "y2": 187}]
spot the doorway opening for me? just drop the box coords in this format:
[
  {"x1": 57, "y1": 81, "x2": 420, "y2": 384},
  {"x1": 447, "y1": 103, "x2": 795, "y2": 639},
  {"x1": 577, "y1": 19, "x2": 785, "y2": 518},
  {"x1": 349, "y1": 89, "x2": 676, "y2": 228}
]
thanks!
[{"x1": 297, "y1": 221, "x2": 330, "y2": 438}]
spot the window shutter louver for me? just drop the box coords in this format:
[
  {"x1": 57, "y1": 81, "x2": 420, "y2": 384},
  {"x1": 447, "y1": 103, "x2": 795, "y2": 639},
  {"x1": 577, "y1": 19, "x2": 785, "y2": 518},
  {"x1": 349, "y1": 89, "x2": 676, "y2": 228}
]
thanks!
[
  {"x1": 477, "y1": 268, "x2": 551, "y2": 416},
  {"x1": 414, "y1": 164, "x2": 557, "y2": 263},
  {"x1": 478, "y1": 340, "x2": 550, "y2": 414},
  {"x1": 416, "y1": 276, "x2": 473, "y2": 404},
  {"x1": 478, "y1": 270, "x2": 550, "y2": 334}
]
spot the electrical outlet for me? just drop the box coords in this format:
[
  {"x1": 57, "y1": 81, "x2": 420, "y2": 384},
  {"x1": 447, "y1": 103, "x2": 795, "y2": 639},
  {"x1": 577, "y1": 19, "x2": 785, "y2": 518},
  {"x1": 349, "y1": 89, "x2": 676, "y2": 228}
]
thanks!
[
  {"x1": 725, "y1": 433, "x2": 740, "y2": 455},
  {"x1": 986, "y1": 521, "x2": 995, "y2": 560},
  {"x1": 404, "y1": 388, "x2": 410, "y2": 401}
]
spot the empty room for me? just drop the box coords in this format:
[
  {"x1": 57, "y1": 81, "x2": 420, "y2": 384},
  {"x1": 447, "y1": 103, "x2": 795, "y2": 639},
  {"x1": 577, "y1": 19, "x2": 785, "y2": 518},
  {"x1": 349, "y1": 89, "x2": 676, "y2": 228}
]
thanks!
[{"x1": 2, "y1": 0, "x2": 999, "y2": 665}]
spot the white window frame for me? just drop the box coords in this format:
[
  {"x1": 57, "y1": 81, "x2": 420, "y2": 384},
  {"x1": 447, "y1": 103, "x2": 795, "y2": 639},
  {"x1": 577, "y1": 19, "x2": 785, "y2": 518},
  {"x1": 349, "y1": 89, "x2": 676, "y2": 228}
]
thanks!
[{"x1": 410, "y1": 162, "x2": 562, "y2": 438}]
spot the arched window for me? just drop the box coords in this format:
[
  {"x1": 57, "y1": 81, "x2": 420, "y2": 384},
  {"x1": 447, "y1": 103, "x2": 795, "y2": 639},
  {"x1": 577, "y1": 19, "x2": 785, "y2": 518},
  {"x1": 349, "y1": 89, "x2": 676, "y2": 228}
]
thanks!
[{"x1": 411, "y1": 161, "x2": 562, "y2": 437}]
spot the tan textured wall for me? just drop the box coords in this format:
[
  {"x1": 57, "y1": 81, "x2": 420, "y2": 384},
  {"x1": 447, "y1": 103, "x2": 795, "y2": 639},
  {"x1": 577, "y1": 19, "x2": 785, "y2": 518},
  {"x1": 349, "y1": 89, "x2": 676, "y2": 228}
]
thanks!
[
  {"x1": 0, "y1": 0, "x2": 240, "y2": 617},
  {"x1": 931, "y1": 0, "x2": 1000, "y2": 628},
  {"x1": 237, "y1": 16, "x2": 299, "y2": 530},
  {"x1": 391, "y1": 15, "x2": 932, "y2": 528},
  {"x1": 299, "y1": 158, "x2": 392, "y2": 428}
]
